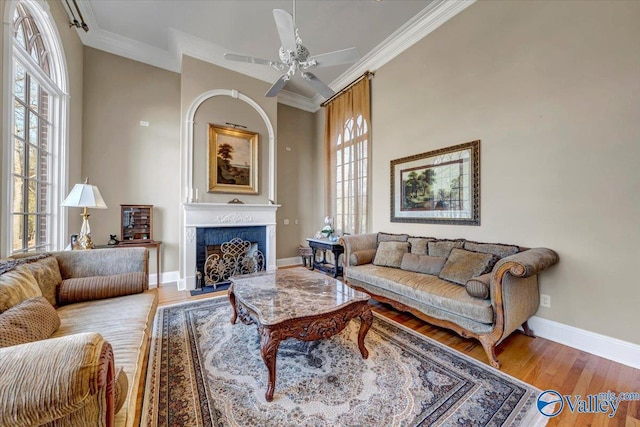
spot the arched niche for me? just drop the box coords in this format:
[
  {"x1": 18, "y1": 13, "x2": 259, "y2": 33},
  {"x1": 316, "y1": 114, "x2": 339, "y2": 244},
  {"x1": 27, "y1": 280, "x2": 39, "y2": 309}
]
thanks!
[{"x1": 183, "y1": 89, "x2": 275, "y2": 202}]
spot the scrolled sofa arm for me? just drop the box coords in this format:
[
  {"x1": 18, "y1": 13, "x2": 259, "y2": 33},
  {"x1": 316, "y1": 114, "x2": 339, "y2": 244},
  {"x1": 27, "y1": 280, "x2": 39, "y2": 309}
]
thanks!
[
  {"x1": 0, "y1": 332, "x2": 115, "y2": 427},
  {"x1": 493, "y1": 248, "x2": 559, "y2": 278},
  {"x1": 340, "y1": 233, "x2": 378, "y2": 266}
]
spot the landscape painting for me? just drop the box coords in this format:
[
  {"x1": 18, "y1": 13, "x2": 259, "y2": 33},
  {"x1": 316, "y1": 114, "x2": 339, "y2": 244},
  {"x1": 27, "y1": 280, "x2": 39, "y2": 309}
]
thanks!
[
  {"x1": 208, "y1": 124, "x2": 259, "y2": 194},
  {"x1": 391, "y1": 140, "x2": 480, "y2": 225}
]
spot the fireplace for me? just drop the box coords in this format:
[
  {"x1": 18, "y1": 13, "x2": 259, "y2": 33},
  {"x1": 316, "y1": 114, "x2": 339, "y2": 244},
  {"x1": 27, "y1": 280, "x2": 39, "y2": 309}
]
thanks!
[{"x1": 181, "y1": 203, "x2": 279, "y2": 290}]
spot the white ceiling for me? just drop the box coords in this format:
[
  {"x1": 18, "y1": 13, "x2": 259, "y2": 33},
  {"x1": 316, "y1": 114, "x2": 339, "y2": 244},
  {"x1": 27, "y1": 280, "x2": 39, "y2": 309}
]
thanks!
[{"x1": 72, "y1": 0, "x2": 474, "y2": 111}]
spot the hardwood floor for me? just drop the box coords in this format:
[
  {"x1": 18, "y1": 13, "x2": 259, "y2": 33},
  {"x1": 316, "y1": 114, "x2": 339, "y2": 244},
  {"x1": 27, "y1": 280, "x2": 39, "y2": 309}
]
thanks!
[{"x1": 155, "y1": 278, "x2": 640, "y2": 426}]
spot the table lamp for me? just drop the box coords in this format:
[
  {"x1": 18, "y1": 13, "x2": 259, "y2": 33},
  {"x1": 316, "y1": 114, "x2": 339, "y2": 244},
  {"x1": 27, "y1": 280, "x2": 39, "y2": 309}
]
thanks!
[{"x1": 62, "y1": 178, "x2": 108, "y2": 249}]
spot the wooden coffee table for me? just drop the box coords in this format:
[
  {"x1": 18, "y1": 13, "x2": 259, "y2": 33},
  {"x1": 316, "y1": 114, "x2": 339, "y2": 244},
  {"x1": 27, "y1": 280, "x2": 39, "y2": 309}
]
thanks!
[{"x1": 228, "y1": 269, "x2": 372, "y2": 402}]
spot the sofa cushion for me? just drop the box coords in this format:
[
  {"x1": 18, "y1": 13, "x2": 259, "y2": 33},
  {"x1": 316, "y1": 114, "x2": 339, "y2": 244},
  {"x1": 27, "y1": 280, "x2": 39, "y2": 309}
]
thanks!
[
  {"x1": 58, "y1": 272, "x2": 147, "y2": 305},
  {"x1": 373, "y1": 242, "x2": 409, "y2": 268},
  {"x1": 346, "y1": 264, "x2": 493, "y2": 324},
  {"x1": 0, "y1": 296, "x2": 60, "y2": 348},
  {"x1": 465, "y1": 273, "x2": 492, "y2": 299},
  {"x1": 16, "y1": 257, "x2": 62, "y2": 307},
  {"x1": 377, "y1": 232, "x2": 409, "y2": 244},
  {"x1": 0, "y1": 268, "x2": 42, "y2": 312},
  {"x1": 428, "y1": 240, "x2": 464, "y2": 257},
  {"x1": 407, "y1": 238, "x2": 434, "y2": 255},
  {"x1": 349, "y1": 249, "x2": 377, "y2": 266},
  {"x1": 464, "y1": 241, "x2": 520, "y2": 259},
  {"x1": 439, "y1": 248, "x2": 498, "y2": 285},
  {"x1": 400, "y1": 253, "x2": 447, "y2": 275}
]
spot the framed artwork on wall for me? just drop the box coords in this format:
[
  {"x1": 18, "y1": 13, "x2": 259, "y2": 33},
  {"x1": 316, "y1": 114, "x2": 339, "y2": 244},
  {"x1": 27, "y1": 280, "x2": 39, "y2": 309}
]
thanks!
[
  {"x1": 390, "y1": 140, "x2": 480, "y2": 225},
  {"x1": 208, "y1": 124, "x2": 259, "y2": 194}
]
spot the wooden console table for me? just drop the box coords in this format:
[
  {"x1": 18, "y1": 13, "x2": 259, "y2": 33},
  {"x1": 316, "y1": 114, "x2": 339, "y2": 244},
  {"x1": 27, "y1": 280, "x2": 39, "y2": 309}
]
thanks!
[
  {"x1": 306, "y1": 238, "x2": 344, "y2": 278},
  {"x1": 97, "y1": 241, "x2": 162, "y2": 287}
]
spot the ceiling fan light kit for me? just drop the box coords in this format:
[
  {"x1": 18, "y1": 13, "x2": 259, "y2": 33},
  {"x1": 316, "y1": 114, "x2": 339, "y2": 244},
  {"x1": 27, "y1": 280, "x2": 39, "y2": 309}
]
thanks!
[{"x1": 224, "y1": 5, "x2": 359, "y2": 99}]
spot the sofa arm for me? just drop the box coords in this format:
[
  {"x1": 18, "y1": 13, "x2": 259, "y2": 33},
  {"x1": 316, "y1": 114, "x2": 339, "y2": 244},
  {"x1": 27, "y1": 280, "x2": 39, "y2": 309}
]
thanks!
[
  {"x1": 0, "y1": 332, "x2": 115, "y2": 427},
  {"x1": 339, "y1": 233, "x2": 378, "y2": 264},
  {"x1": 53, "y1": 247, "x2": 149, "y2": 281},
  {"x1": 493, "y1": 248, "x2": 559, "y2": 278}
]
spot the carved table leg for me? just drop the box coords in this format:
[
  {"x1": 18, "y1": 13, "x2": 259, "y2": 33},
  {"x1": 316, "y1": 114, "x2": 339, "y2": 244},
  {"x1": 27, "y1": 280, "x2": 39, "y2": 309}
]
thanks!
[
  {"x1": 228, "y1": 286, "x2": 238, "y2": 324},
  {"x1": 357, "y1": 306, "x2": 373, "y2": 359},
  {"x1": 260, "y1": 327, "x2": 281, "y2": 402}
]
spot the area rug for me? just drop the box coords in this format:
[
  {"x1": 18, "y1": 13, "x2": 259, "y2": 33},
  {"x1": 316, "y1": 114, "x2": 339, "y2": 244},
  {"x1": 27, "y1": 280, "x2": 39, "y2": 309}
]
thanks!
[{"x1": 141, "y1": 296, "x2": 547, "y2": 426}]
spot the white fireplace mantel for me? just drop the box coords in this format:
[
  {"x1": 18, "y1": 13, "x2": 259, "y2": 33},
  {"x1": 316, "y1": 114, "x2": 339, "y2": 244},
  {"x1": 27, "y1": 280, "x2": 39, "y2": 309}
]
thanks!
[{"x1": 180, "y1": 203, "x2": 280, "y2": 290}]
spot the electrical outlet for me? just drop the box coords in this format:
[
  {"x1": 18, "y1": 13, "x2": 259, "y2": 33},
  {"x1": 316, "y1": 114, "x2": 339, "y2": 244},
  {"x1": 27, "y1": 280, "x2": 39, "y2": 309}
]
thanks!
[{"x1": 540, "y1": 294, "x2": 551, "y2": 308}]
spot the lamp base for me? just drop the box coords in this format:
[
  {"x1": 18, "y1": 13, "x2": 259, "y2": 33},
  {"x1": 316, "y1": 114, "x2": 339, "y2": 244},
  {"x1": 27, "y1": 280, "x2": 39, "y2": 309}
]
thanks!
[{"x1": 73, "y1": 209, "x2": 95, "y2": 250}]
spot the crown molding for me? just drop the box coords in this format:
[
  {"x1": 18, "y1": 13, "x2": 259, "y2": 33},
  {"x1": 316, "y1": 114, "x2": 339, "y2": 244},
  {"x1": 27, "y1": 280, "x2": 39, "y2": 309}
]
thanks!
[{"x1": 72, "y1": 0, "x2": 475, "y2": 111}]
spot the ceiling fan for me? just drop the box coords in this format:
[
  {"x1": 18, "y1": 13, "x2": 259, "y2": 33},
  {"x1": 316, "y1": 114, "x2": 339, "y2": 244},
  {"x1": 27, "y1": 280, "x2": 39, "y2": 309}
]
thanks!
[{"x1": 224, "y1": 4, "x2": 359, "y2": 99}]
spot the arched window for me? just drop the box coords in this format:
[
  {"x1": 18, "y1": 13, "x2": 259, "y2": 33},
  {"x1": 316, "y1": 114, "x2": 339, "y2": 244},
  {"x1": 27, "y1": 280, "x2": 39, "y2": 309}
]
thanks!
[{"x1": 5, "y1": 1, "x2": 67, "y2": 253}]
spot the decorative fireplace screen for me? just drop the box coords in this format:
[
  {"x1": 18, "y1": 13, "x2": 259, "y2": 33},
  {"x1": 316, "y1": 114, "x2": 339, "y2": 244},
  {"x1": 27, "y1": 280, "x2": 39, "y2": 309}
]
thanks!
[{"x1": 203, "y1": 237, "x2": 265, "y2": 288}]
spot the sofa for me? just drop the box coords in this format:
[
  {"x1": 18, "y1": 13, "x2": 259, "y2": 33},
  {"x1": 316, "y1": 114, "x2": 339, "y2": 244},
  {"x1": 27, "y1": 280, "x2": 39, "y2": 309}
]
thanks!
[
  {"x1": 340, "y1": 232, "x2": 559, "y2": 368},
  {"x1": 0, "y1": 248, "x2": 158, "y2": 427}
]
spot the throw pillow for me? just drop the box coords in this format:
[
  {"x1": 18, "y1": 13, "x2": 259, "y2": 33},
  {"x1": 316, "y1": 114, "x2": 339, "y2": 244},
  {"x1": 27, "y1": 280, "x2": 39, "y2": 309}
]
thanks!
[
  {"x1": 428, "y1": 240, "x2": 464, "y2": 258},
  {"x1": 58, "y1": 272, "x2": 147, "y2": 305},
  {"x1": 16, "y1": 257, "x2": 62, "y2": 307},
  {"x1": 465, "y1": 273, "x2": 492, "y2": 299},
  {"x1": 464, "y1": 241, "x2": 519, "y2": 259},
  {"x1": 349, "y1": 249, "x2": 378, "y2": 266},
  {"x1": 439, "y1": 248, "x2": 498, "y2": 285},
  {"x1": 0, "y1": 296, "x2": 60, "y2": 348},
  {"x1": 377, "y1": 232, "x2": 409, "y2": 244},
  {"x1": 407, "y1": 238, "x2": 434, "y2": 255},
  {"x1": 400, "y1": 253, "x2": 447, "y2": 275},
  {"x1": 114, "y1": 366, "x2": 129, "y2": 415},
  {"x1": 0, "y1": 268, "x2": 42, "y2": 312},
  {"x1": 372, "y1": 242, "x2": 410, "y2": 269}
]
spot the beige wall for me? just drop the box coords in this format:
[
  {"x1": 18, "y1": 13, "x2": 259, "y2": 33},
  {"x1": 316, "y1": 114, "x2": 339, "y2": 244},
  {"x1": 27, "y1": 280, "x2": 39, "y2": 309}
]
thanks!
[
  {"x1": 366, "y1": 1, "x2": 640, "y2": 344},
  {"x1": 180, "y1": 56, "x2": 277, "y2": 205},
  {"x1": 0, "y1": 0, "x2": 84, "y2": 256},
  {"x1": 82, "y1": 47, "x2": 181, "y2": 274},
  {"x1": 276, "y1": 103, "x2": 315, "y2": 258}
]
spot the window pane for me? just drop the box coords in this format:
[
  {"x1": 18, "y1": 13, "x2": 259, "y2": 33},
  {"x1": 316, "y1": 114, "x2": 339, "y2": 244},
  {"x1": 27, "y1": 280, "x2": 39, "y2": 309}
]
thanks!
[
  {"x1": 15, "y1": 64, "x2": 26, "y2": 102},
  {"x1": 12, "y1": 215, "x2": 24, "y2": 252},
  {"x1": 14, "y1": 101, "x2": 25, "y2": 138},
  {"x1": 13, "y1": 176, "x2": 24, "y2": 212},
  {"x1": 13, "y1": 139, "x2": 25, "y2": 176},
  {"x1": 29, "y1": 78, "x2": 39, "y2": 109},
  {"x1": 14, "y1": 23, "x2": 26, "y2": 48},
  {"x1": 40, "y1": 88, "x2": 49, "y2": 119},
  {"x1": 38, "y1": 182, "x2": 48, "y2": 212},
  {"x1": 27, "y1": 180, "x2": 37, "y2": 213},
  {"x1": 28, "y1": 144, "x2": 37, "y2": 178},
  {"x1": 29, "y1": 111, "x2": 38, "y2": 143},
  {"x1": 39, "y1": 149, "x2": 48, "y2": 181},
  {"x1": 37, "y1": 214, "x2": 47, "y2": 246},
  {"x1": 27, "y1": 214, "x2": 36, "y2": 248}
]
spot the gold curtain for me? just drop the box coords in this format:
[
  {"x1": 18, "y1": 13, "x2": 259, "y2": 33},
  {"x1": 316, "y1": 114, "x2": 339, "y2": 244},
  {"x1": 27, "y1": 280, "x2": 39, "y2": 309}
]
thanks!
[{"x1": 324, "y1": 76, "x2": 371, "y2": 235}]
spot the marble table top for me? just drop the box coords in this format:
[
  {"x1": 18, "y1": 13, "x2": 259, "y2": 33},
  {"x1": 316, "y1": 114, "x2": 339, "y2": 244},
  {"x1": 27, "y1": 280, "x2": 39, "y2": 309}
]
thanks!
[{"x1": 230, "y1": 269, "x2": 370, "y2": 326}]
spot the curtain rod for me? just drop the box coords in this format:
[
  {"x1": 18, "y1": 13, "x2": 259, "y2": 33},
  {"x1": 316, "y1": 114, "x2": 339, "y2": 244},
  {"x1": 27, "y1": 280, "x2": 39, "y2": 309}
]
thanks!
[{"x1": 321, "y1": 71, "x2": 374, "y2": 107}]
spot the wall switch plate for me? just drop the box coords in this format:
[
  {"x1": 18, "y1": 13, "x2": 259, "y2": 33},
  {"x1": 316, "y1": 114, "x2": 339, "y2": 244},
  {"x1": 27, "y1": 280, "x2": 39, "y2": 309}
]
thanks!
[
  {"x1": 140, "y1": 121, "x2": 149, "y2": 127},
  {"x1": 283, "y1": 219, "x2": 290, "y2": 225},
  {"x1": 540, "y1": 294, "x2": 551, "y2": 308}
]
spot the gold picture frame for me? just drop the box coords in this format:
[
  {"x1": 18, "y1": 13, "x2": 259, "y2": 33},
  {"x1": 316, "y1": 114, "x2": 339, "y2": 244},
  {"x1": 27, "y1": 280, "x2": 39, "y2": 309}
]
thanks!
[
  {"x1": 208, "y1": 124, "x2": 259, "y2": 194},
  {"x1": 390, "y1": 140, "x2": 480, "y2": 225}
]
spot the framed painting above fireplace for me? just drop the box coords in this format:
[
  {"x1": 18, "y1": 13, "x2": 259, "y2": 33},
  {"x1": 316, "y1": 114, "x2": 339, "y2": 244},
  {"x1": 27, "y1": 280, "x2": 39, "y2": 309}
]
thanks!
[{"x1": 208, "y1": 124, "x2": 259, "y2": 194}]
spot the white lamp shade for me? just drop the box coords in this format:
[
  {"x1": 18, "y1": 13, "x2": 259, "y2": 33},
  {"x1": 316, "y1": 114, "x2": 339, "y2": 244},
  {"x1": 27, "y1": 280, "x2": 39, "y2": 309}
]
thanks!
[{"x1": 62, "y1": 183, "x2": 108, "y2": 209}]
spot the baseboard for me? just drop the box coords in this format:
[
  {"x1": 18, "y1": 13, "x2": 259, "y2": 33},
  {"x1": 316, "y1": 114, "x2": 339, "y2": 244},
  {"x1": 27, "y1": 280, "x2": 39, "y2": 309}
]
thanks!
[
  {"x1": 527, "y1": 316, "x2": 640, "y2": 370},
  {"x1": 149, "y1": 270, "x2": 180, "y2": 288},
  {"x1": 277, "y1": 256, "x2": 302, "y2": 267}
]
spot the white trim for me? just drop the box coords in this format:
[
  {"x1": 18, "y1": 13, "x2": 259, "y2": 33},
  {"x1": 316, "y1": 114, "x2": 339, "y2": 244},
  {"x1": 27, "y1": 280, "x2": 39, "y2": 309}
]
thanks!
[
  {"x1": 67, "y1": 1, "x2": 474, "y2": 112},
  {"x1": 277, "y1": 90, "x2": 317, "y2": 113},
  {"x1": 276, "y1": 256, "x2": 302, "y2": 267},
  {"x1": 526, "y1": 316, "x2": 640, "y2": 370},
  {"x1": 150, "y1": 270, "x2": 180, "y2": 287}
]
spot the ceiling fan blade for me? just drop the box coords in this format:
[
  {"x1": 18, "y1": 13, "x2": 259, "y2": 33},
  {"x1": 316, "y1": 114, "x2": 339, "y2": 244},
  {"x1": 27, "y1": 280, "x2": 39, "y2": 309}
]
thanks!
[
  {"x1": 224, "y1": 53, "x2": 276, "y2": 66},
  {"x1": 273, "y1": 9, "x2": 297, "y2": 53},
  {"x1": 265, "y1": 75, "x2": 289, "y2": 97},
  {"x1": 308, "y1": 47, "x2": 360, "y2": 68},
  {"x1": 301, "y1": 72, "x2": 335, "y2": 99}
]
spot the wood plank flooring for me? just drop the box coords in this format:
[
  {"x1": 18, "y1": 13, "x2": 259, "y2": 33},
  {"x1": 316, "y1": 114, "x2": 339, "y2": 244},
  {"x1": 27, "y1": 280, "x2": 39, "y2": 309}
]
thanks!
[{"x1": 155, "y1": 277, "x2": 639, "y2": 426}]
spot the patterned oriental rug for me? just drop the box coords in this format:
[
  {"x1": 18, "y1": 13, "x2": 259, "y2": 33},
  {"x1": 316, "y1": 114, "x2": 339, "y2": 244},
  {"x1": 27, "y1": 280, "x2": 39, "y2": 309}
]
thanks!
[{"x1": 141, "y1": 296, "x2": 547, "y2": 427}]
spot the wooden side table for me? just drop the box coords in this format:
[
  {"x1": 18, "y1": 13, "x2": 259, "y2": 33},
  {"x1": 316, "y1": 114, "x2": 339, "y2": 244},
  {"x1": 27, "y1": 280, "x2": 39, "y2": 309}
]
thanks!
[
  {"x1": 97, "y1": 241, "x2": 162, "y2": 286},
  {"x1": 306, "y1": 238, "x2": 344, "y2": 278}
]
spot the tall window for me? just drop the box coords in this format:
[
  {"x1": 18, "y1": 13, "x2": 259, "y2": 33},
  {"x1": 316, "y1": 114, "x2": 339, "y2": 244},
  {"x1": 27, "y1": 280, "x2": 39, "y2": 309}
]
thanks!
[
  {"x1": 325, "y1": 76, "x2": 371, "y2": 235},
  {"x1": 7, "y1": 1, "x2": 66, "y2": 253}
]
